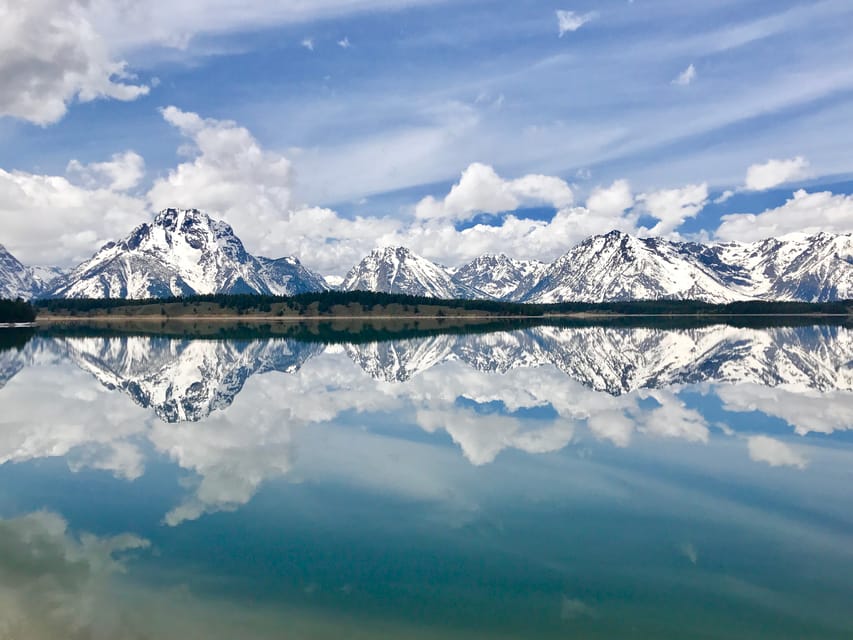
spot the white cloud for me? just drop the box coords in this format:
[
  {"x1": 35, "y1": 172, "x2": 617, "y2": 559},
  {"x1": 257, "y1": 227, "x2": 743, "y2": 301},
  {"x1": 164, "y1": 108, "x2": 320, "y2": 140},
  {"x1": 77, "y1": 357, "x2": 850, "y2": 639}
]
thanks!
[
  {"x1": 301, "y1": 37, "x2": 315, "y2": 51},
  {"x1": 414, "y1": 162, "x2": 574, "y2": 221},
  {"x1": 672, "y1": 63, "x2": 697, "y2": 86},
  {"x1": 9, "y1": 102, "x2": 829, "y2": 275},
  {"x1": 744, "y1": 156, "x2": 809, "y2": 191},
  {"x1": 637, "y1": 182, "x2": 709, "y2": 236},
  {"x1": 0, "y1": 0, "x2": 148, "y2": 125},
  {"x1": 0, "y1": 163, "x2": 148, "y2": 266},
  {"x1": 66, "y1": 151, "x2": 145, "y2": 192},
  {"x1": 266, "y1": 206, "x2": 401, "y2": 273},
  {"x1": 338, "y1": 37, "x2": 351, "y2": 48},
  {"x1": 747, "y1": 435, "x2": 808, "y2": 469},
  {"x1": 586, "y1": 179, "x2": 634, "y2": 216},
  {"x1": 402, "y1": 173, "x2": 710, "y2": 267},
  {"x1": 715, "y1": 188, "x2": 853, "y2": 242},
  {"x1": 714, "y1": 189, "x2": 735, "y2": 204},
  {"x1": 148, "y1": 106, "x2": 297, "y2": 254},
  {"x1": 556, "y1": 10, "x2": 596, "y2": 37}
]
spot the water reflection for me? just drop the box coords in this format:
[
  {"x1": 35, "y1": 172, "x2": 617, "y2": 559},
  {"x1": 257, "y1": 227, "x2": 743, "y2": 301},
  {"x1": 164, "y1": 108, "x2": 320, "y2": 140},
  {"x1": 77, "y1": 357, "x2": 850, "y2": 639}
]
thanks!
[{"x1": 0, "y1": 322, "x2": 851, "y2": 638}]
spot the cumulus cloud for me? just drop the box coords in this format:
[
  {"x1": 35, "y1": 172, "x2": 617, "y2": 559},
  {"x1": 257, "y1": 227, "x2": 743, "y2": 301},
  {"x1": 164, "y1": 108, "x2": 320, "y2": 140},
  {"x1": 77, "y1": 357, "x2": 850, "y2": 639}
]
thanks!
[
  {"x1": 0, "y1": 162, "x2": 148, "y2": 266},
  {"x1": 414, "y1": 162, "x2": 574, "y2": 221},
  {"x1": 5, "y1": 105, "x2": 820, "y2": 275},
  {"x1": 715, "y1": 188, "x2": 853, "y2": 242},
  {"x1": 672, "y1": 63, "x2": 697, "y2": 86},
  {"x1": 301, "y1": 37, "x2": 315, "y2": 51},
  {"x1": 747, "y1": 435, "x2": 808, "y2": 469},
  {"x1": 0, "y1": 0, "x2": 148, "y2": 125},
  {"x1": 744, "y1": 156, "x2": 809, "y2": 191},
  {"x1": 66, "y1": 151, "x2": 145, "y2": 192},
  {"x1": 403, "y1": 174, "x2": 706, "y2": 267},
  {"x1": 637, "y1": 182, "x2": 709, "y2": 236},
  {"x1": 556, "y1": 10, "x2": 596, "y2": 36},
  {"x1": 338, "y1": 36, "x2": 351, "y2": 48},
  {"x1": 149, "y1": 107, "x2": 293, "y2": 239},
  {"x1": 586, "y1": 179, "x2": 634, "y2": 216}
]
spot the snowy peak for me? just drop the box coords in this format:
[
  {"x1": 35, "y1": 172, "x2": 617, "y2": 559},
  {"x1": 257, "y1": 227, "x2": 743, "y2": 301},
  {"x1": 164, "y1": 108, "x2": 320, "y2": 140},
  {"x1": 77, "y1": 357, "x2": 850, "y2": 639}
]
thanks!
[
  {"x1": 47, "y1": 208, "x2": 328, "y2": 299},
  {"x1": 525, "y1": 230, "x2": 741, "y2": 303},
  {"x1": 525, "y1": 230, "x2": 853, "y2": 303},
  {"x1": 0, "y1": 244, "x2": 38, "y2": 299},
  {"x1": 343, "y1": 246, "x2": 481, "y2": 299},
  {"x1": 452, "y1": 253, "x2": 547, "y2": 301},
  {"x1": 713, "y1": 232, "x2": 853, "y2": 301}
]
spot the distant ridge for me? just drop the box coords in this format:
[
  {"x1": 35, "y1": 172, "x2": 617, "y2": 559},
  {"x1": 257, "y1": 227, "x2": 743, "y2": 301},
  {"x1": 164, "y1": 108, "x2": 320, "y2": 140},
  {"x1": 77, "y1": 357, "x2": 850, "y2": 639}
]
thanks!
[{"x1": 1, "y1": 209, "x2": 851, "y2": 302}]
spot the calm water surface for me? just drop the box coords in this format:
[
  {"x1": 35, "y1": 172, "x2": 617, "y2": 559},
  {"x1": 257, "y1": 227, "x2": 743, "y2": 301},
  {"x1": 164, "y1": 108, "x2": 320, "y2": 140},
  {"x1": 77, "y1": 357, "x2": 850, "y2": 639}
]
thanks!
[{"x1": 0, "y1": 322, "x2": 851, "y2": 638}]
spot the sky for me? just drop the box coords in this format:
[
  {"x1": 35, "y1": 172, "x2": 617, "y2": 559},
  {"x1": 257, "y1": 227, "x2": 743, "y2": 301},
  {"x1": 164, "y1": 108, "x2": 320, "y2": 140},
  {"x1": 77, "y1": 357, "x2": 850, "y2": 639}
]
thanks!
[{"x1": 1, "y1": 0, "x2": 853, "y2": 274}]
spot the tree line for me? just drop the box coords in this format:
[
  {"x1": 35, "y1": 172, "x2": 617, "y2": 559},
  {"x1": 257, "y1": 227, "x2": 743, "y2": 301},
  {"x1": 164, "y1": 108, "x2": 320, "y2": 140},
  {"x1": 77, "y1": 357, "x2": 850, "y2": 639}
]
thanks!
[
  {"x1": 33, "y1": 291, "x2": 853, "y2": 317},
  {"x1": 0, "y1": 299, "x2": 37, "y2": 323}
]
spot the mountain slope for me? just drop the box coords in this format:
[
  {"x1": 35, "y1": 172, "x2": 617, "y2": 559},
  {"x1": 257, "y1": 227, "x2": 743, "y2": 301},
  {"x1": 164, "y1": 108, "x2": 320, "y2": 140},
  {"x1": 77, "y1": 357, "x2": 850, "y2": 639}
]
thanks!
[
  {"x1": 525, "y1": 231, "x2": 744, "y2": 303},
  {"x1": 48, "y1": 209, "x2": 328, "y2": 299},
  {"x1": 523, "y1": 230, "x2": 853, "y2": 303},
  {"x1": 711, "y1": 232, "x2": 853, "y2": 301},
  {"x1": 0, "y1": 245, "x2": 39, "y2": 299},
  {"x1": 451, "y1": 254, "x2": 546, "y2": 301},
  {"x1": 342, "y1": 246, "x2": 483, "y2": 299}
]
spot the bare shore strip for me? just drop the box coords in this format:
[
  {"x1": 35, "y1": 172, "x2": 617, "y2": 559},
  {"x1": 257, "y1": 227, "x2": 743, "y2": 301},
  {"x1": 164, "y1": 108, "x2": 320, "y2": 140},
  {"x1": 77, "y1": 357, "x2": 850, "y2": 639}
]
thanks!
[{"x1": 36, "y1": 311, "x2": 849, "y2": 323}]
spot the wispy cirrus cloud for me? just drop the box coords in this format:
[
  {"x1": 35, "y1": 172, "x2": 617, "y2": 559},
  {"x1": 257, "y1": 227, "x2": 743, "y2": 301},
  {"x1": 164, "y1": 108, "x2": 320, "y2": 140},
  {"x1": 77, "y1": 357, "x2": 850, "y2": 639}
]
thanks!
[
  {"x1": 556, "y1": 10, "x2": 596, "y2": 37},
  {"x1": 672, "y1": 63, "x2": 697, "y2": 86}
]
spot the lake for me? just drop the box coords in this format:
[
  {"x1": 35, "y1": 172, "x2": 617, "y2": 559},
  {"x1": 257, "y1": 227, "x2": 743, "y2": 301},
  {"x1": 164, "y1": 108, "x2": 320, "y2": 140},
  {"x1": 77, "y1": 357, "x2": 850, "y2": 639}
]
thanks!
[{"x1": 0, "y1": 321, "x2": 851, "y2": 638}]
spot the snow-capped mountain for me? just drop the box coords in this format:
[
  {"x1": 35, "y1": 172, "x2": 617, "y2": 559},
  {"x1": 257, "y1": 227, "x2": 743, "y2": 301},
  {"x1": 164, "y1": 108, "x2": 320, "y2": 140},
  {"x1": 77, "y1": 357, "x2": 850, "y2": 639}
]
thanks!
[
  {"x1": 48, "y1": 209, "x2": 328, "y2": 299},
  {"x1": 709, "y1": 232, "x2": 853, "y2": 301},
  {"x1": 0, "y1": 244, "x2": 39, "y2": 299},
  {"x1": 525, "y1": 231, "x2": 747, "y2": 303},
  {"x1": 336, "y1": 232, "x2": 852, "y2": 304},
  {"x1": 342, "y1": 246, "x2": 483, "y2": 299},
  {"x1": 4, "y1": 210, "x2": 852, "y2": 302},
  {"x1": 451, "y1": 254, "x2": 547, "y2": 301},
  {"x1": 525, "y1": 230, "x2": 853, "y2": 303}
]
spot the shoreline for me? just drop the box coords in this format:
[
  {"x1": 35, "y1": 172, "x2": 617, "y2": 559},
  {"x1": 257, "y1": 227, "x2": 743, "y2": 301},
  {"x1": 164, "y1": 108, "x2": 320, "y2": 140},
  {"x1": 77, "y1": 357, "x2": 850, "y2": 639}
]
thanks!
[{"x1": 34, "y1": 312, "x2": 851, "y2": 323}]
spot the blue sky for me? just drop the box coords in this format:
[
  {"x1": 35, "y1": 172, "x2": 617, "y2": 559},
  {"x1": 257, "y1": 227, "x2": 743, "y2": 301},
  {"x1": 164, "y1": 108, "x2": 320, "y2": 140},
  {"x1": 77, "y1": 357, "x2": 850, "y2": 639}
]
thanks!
[{"x1": 1, "y1": 0, "x2": 852, "y2": 272}]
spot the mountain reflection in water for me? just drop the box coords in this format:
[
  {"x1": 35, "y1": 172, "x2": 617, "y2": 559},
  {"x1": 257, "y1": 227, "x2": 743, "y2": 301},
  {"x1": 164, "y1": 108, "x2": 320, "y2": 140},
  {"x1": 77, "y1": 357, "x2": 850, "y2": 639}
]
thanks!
[{"x1": 0, "y1": 321, "x2": 851, "y2": 639}]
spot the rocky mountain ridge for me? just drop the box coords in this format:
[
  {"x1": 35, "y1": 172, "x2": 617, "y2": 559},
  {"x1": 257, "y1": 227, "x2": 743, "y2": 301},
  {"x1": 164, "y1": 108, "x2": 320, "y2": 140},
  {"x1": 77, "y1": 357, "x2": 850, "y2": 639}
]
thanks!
[{"x1": 1, "y1": 210, "x2": 851, "y2": 302}]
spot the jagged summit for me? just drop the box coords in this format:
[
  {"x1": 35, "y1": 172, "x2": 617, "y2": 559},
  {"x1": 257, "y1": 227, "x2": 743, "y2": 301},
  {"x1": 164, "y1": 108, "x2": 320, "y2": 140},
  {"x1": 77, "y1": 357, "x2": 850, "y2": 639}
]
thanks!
[
  {"x1": 1, "y1": 211, "x2": 851, "y2": 303},
  {"x1": 47, "y1": 208, "x2": 327, "y2": 299},
  {"x1": 525, "y1": 230, "x2": 853, "y2": 303},
  {"x1": 0, "y1": 244, "x2": 65, "y2": 299},
  {"x1": 0, "y1": 244, "x2": 38, "y2": 299},
  {"x1": 342, "y1": 245, "x2": 484, "y2": 299},
  {"x1": 451, "y1": 253, "x2": 547, "y2": 301}
]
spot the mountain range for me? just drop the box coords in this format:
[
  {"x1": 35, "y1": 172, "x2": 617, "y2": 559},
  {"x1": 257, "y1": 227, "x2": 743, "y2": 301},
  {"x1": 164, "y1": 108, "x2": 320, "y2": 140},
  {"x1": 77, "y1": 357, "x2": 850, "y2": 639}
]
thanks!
[{"x1": 1, "y1": 208, "x2": 851, "y2": 302}]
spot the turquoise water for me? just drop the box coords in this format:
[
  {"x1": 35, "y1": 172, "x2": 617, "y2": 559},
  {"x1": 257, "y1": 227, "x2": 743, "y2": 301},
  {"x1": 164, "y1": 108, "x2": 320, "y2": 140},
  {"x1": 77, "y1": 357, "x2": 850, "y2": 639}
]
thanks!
[{"x1": 0, "y1": 323, "x2": 851, "y2": 638}]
